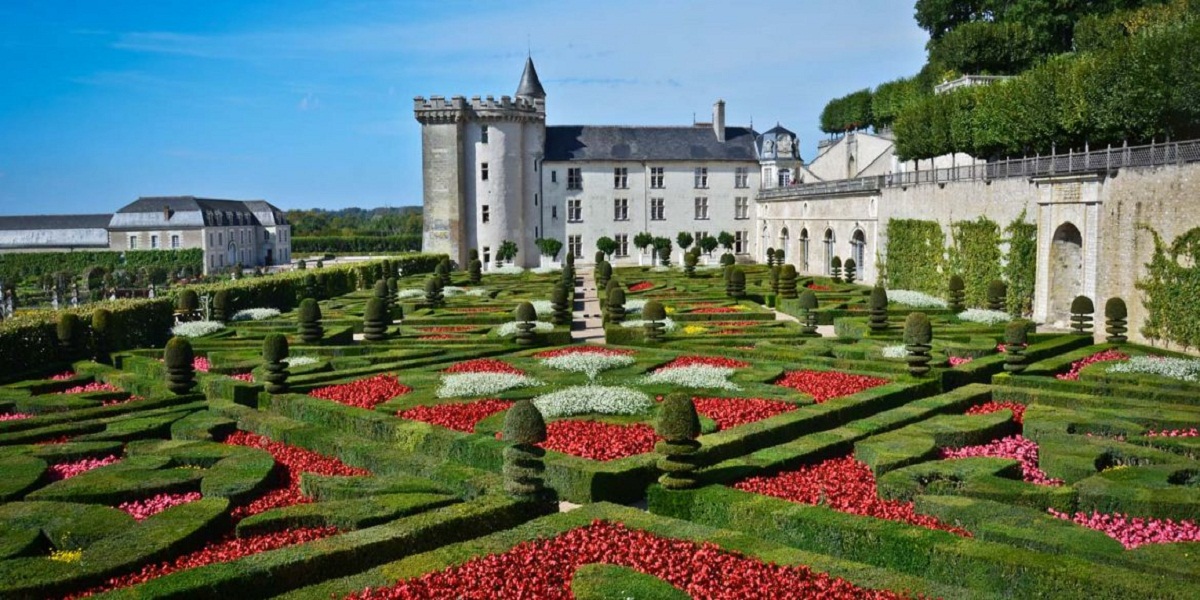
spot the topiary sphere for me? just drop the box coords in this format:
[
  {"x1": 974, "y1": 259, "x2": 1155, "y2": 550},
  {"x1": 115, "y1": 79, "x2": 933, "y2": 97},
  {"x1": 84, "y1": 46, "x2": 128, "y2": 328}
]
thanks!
[
  {"x1": 643, "y1": 300, "x2": 666, "y2": 321},
  {"x1": 164, "y1": 336, "x2": 194, "y2": 368},
  {"x1": 949, "y1": 275, "x2": 965, "y2": 292},
  {"x1": 263, "y1": 333, "x2": 289, "y2": 363},
  {"x1": 987, "y1": 279, "x2": 1007, "y2": 299},
  {"x1": 903, "y1": 312, "x2": 932, "y2": 345},
  {"x1": 608, "y1": 287, "x2": 626, "y2": 306},
  {"x1": 799, "y1": 290, "x2": 819, "y2": 311},
  {"x1": 1005, "y1": 320, "x2": 1028, "y2": 346},
  {"x1": 595, "y1": 251, "x2": 606, "y2": 264},
  {"x1": 503, "y1": 400, "x2": 546, "y2": 445},
  {"x1": 729, "y1": 269, "x2": 745, "y2": 285},
  {"x1": 178, "y1": 290, "x2": 199, "y2": 312},
  {"x1": 684, "y1": 253, "x2": 697, "y2": 267},
  {"x1": 1071, "y1": 295, "x2": 1095, "y2": 315},
  {"x1": 720, "y1": 253, "x2": 735, "y2": 266},
  {"x1": 514, "y1": 301, "x2": 537, "y2": 322},
  {"x1": 1105, "y1": 297, "x2": 1127, "y2": 320},
  {"x1": 656, "y1": 393, "x2": 700, "y2": 441},
  {"x1": 781, "y1": 264, "x2": 797, "y2": 279},
  {"x1": 299, "y1": 298, "x2": 322, "y2": 322},
  {"x1": 870, "y1": 286, "x2": 888, "y2": 310},
  {"x1": 364, "y1": 297, "x2": 387, "y2": 322},
  {"x1": 831, "y1": 256, "x2": 842, "y2": 269}
]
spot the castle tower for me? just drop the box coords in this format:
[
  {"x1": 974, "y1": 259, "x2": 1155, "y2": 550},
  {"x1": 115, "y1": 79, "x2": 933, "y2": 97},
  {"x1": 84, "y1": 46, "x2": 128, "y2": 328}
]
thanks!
[{"x1": 414, "y1": 58, "x2": 547, "y2": 268}]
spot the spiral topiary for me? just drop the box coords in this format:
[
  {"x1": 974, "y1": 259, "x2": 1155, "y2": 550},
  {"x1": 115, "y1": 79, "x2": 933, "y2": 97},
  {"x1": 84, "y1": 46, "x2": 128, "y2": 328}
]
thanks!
[
  {"x1": 606, "y1": 287, "x2": 626, "y2": 324},
  {"x1": 798, "y1": 290, "x2": 820, "y2": 335},
  {"x1": 903, "y1": 312, "x2": 933, "y2": 377},
  {"x1": 843, "y1": 258, "x2": 857, "y2": 285},
  {"x1": 386, "y1": 277, "x2": 399, "y2": 313},
  {"x1": 551, "y1": 284, "x2": 572, "y2": 326},
  {"x1": 1070, "y1": 295, "x2": 1095, "y2": 335},
  {"x1": 262, "y1": 333, "x2": 290, "y2": 393},
  {"x1": 163, "y1": 337, "x2": 196, "y2": 395},
  {"x1": 830, "y1": 256, "x2": 843, "y2": 283},
  {"x1": 298, "y1": 298, "x2": 324, "y2": 344},
  {"x1": 91, "y1": 308, "x2": 113, "y2": 364},
  {"x1": 436, "y1": 259, "x2": 452, "y2": 287},
  {"x1": 362, "y1": 298, "x2": 388, "y2": 341},
  {"x1": 57, "y1": 313, "x2": 83, "y2": 357},
  {"x1": 868, "y1": 286, "x2": 889, "y2": 332},
  {"x1": 1105, "y1": 297, "x2": 1128, "y2": 344},
  {"x1": 726, "y1": 267, "x2": 746, "y2": 299},
  {"x1": 683, "y1": 252, "x2": 697, "y2": 278},
  {"x1": 596, "y1": 261, "x2": 612, "y2": 290},
  {"x1": 211, "y1": 290, "x2": 231, "y2": 322},
  {"x1": 765, "y1": 248, "x2": 776, "y2": 268},
  {"x1": 1003, "y1": 320, "x2": 1029, "y2": 373},
  {"x1": 514, "y1": 301, "x2": 538, "y2": 346},
  {"x1": 948, "y1": 275, "x2": 966, "y2": 313},
  {"x1": 655, "y1": 393, "x2": 702, "y2": 490},
  {"x1": 468, "y1": 259, "x2": 482, "y2": 285},
  {"x1": 986, "y1": 280, "x2": 1007, "y2": 312},
  {"x1": 424, "y1": 276, "x2": 444, "y2": 308},
  {"x1": 779, "y1": 265, "x2": 798, "y2": 299},
  {"x1": 643, "y1": 300, "x2": 667, "y2": 343},
  {"x1": 373, "y1": 279, "x2": 389, "y2": 301},
  {"x1": 502, "y1": 400, "x2": 548, "y2": 500}
]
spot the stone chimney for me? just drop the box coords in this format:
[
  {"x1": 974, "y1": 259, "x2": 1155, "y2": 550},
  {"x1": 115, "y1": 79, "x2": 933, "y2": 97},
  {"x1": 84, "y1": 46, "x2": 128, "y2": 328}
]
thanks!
[
  {"x1": 163, "y1": 206, "x2": 172, "y2": 221},
  {"x1": 713, "y1": 99, "x2": 726, "y2": 143}
]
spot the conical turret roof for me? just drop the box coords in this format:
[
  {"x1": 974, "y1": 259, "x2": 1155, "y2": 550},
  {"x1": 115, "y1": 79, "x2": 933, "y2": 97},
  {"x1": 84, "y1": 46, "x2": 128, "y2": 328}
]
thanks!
[{"x1": 515, "y1": 57, "x2": 546, "y2": 99}]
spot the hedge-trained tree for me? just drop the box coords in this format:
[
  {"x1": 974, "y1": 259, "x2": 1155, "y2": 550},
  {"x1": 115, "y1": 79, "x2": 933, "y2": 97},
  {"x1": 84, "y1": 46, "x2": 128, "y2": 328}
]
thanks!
[
  {"x1": 676, "y1": 231, "x2": 694, "y2": 254},
  {"x1": 868, "y1": 286, "x2": 890, "y2": 332},
  {"x1": 948, "y1": 275, "x2": 966, "y2": 313},
  {"x1": 502, "y1": 400, "x2": 547, "y2": 500},
  {"x1": 363, "y1": 298, "x2": 389, "y2": 341},
  {"x1": 799, "y1": 290, "x2": 820, "y2": 336},
  {"x1": 211, "y1": 290, "x2": 231, "y2": 322},
  {"x1": 298, "y1": 298, "x2": 324, "y2": 344},
  {"x1": 514, "y1": 302, "x2": 538, "y2": 346},
  {"x1": 164, "y1": 337, "x2": 196, "y2": 395},
  {"x1": 606, "y1": 287, "x2": 627, "y2": 324},
  {"x1": 643, "y1": 300, "x2": 667, "y2": 343},
  {"x1": 779, "y1": 265, "x2": 798, "y2": 299},
  {"x1": 262, "y1": 333, "x2": 290, "y2": 394},
  {"x1": 1003, "y1": 319, "x2": 1029, "y2": 373},
  {"x1": 595, "y1": 237, "x2": 616, "y2": 260},
  {"x1": 596, "y1": 261, "x2": 612, "y2": 290},
  {"x1": 830, "y1": 256, "x2": 843, "y2": 283},
  {"x1": 986, "y1": 280, "x2": 1008, "y2": 312},
  {"x1": 726, "y1": 267, "x2": 746, "y2": 299},
  {"x1": 699, "y1": 235, "x2": 719, "y2": 256},
  {"x1": 57, "y1": 313, "x2": 84, "y2": 358},
  {"x1": 468, "y1": 259, "x2": 482, "y2": 285},
  {"x1": 843, "y1": 258, "x2": 857, "y2": 285},
  {"x1": 91, "y1": 308, "x2": 113, "y2": 364},
  {"x1": 655, "y1": 393, "x2": 702, "y2": 490},
  {"x1": 1105, "y1": 297, "x2": 1128, "y2": 344},
  {"x1": 904, "y1": 312, "x2": 933, "y2": 377},
  {"x1": 683, "y1": 252, "x2": 698, "y2": 277},
  {"x1": 551, "y1": 284, "x2": 572, "y2": 326},
  {"x1": 537, "y1": 237, "x2": 564, "y2": 262},
  {"x1": 424, "y1": 276, "x2": 444, "y2": 308},
  {"x1": 561, "y1": 262, "x2": 575, "y2": 287},
  {"x1": 653, "y1": 237, "x2": 672, "y2": 267},
  {"x1": 1070, "y1": 295, "x2": 1095, "y2": 335}
]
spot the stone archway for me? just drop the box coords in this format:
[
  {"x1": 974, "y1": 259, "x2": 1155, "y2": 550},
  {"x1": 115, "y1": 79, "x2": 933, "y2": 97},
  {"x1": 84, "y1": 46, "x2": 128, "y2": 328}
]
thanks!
[{"x1": 1048, "y1": 222, "x2": 1083, "y2": 323}]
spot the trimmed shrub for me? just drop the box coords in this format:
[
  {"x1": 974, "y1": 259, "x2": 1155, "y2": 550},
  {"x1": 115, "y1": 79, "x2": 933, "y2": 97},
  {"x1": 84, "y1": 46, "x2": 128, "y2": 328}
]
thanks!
[
  {"x1": 468, "y1": 259, "x2": 482, "y2": 285},
  {"x1": 424, "y1": 276, "x2": 444, "y2": 308},
  {"x1": 868, "y1": 286, "x2": 889, "y2": 332},
  {"x1": 296, "y1": 259, "x2": 307, "y2": 270},
  {"x1": 91, "y1": 308, "x2": 112, "y2": 364},
  {"x1": 262, "y1": 333, "x2": 290, "y2": 394},
  {"x1": 551, "y1": 285, "x2": 572, "y2": 326},
  {"x1": 363, "y1": 298, "x2": 389, "y2": 341},
  {"x1": 903, "y1": 312, "x2": 932, "y2": 376},
  {"x1": 211, "y1": 290, "x2": 230, "y2": 322},
  {"x1": 643, "y1": 300, "x2": 667, "y2": 343},
  {"x1": 595, "y1": 250, "x2": 606, "y2": 265},
  {"x1": 726, "y1": 267, "x2": 746, "y2": 299},
  {"x1": 513, "y1": 302, "x2": 538, "y2": 346},
  {"x1": 986, "y1": 280, "x2": 1007, "y2": 312},
  {"x1": 298, "y1": 298, "x2": 324, "y2": 344},
  {"x1": 386, "y1": 277, "x2": 399, "y2": 311},
  {"x1": 436, "y1": 258, "x2": 452, "y2": 287},
  {"x1": 1004, "y1": 320, "x2": 1029, "y2": 373},
  {"x1": 844, "y1": 258, "x2": 857, "y2": 284},
  {"x1": 1070, "y1": 295, "x2": 1095, "y2": 335},
  {"x1": 779, "y1": 265, "x2": 798, "y2": 299},
  {"x1": 1105, "y1": 297, "x2": 1128, "y2": 344},
  {"x1": 948, "y1": 274, "x2": 966, "y2": 312},
  {"x1": 769, "y1": 265, "x2": 781, "y2": 296},
  {"x1": 596, "y1": 261, "x2": 612, "y2": 290},
  {"x1": 502, "y1": 400, "x2": 547, "y2": 500},
  {"x1": 831, "y1": 256, "x2": 843, "y2": 283},
  {"x1": 656, "y1": 393, "x2": 702, "y2": 490},
  {"x1": 720, "y1": 252, "x2": 735, "y2": 266},
  {"x1": 683, "y1": 252, "x2": 697, "y2": 278},
  {"x1": 177, "y1": 290, "x2": 199, "y2": 314},
  {"x1": 56, "y1": 313, "x2": 83, "y2": 358},
  {"x1": 799, "y1": 290, "x2": 820, "y2": 335},
  {"x1": 565, "y1": 251, "x2": 575, "y2": 268},
  {"x1": 164, "y1": 337, "x2": 196, "y2": 394},
  {"x1": 606, "y1": 287, "x2": 627, "y2": 324},
  {"x1": 373, "y1": 279, "x2": 389, "y2": 302}
]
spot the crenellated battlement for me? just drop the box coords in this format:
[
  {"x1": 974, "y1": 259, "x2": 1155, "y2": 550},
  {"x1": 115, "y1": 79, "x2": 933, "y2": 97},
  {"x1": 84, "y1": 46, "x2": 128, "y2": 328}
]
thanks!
[{"x1": 414, "y1": 94, "x2": 544, "y2": 124}]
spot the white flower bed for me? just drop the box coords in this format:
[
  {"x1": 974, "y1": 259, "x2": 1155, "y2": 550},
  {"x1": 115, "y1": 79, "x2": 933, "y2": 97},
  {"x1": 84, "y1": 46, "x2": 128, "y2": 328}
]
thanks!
[
  {"x1": 887, "y1": 290, "x2": 948, "y2": 308},
  {"x1": 620, "y1": 317, "x2": 679, "y2": 332},
  {"x1": 531, "y1": 266, "x2": 561, "y2": 274},
  {"x1": 533, "y1": 385, "x2": 653, "y2": 418},
  {"x1": 624, "y1": 299, "x2": 647, "y2": 315},
  {"x1": 495, "y1": 321, "x2": 555, "y2": 337},
  {"x1": 437, "y1": 372, "x2": 543, "y2": 398},
  {"x1": 464, "y1": 288, "x2": 490, "y2": 297},
  {"x1": 957, "y1": 309, "x2": 1012, "y2": 325},
  {"x1": 1107, "y1": 356, "x2": 1200, "y2": 382},
  {"x1": 171, "y1": 321, "x2": 225, "y2": 338},
  {"x1": 651, "y1": 266, "x2": 673, "y2": 272},
  {"x1": 491, "y1": 265, "x2": 525, "y2": 275},
  {"x1": 443, "y1": 286, "x2": 467, "y2": 297},
  {"x1": 283, "y1": 356, "x2": 320, "y2": 367},
  {"x1": 231, "y1": 308, "x2": 281, "y2": 321},
  {"x1": 641, "y1": 365, "x2": 741, "y2": 391},
  {"x1": 539, "y1": 353, "x2": 636, "y2": 381},
  {"x1": 881, "y1": 344, "x2": 907, "y2": 359},
  {"x1": 531, "y1": 300, "x2": 555, "y2": 317},
  {"x1": 397, "y1": 289, "x2": 425, "y2": 300}
]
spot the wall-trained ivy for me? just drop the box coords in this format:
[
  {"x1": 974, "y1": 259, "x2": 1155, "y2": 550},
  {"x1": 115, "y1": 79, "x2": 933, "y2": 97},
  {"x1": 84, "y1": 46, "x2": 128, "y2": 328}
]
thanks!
[
  {"x1": 883, "y1": 219, "x2": 945, "y2": 295},
  {"x1": 1137, "y1": 226, "x2": 1200, "y2": 349},
  {"x1": 0, "y1": 249, "x2": 203, "y2": 283},
  {"x1": 1004, "y1": 212, "x2": 1037, "y2": 316},
  {"x1": 949, "y1": 217, "x2": 1003, "y2": 309}
]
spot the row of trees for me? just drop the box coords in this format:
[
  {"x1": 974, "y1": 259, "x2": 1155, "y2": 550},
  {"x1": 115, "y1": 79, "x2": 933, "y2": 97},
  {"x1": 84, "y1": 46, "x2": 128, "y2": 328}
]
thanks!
[{"x1": 287, "y1": 207, "x2": 422, "y2": 238}]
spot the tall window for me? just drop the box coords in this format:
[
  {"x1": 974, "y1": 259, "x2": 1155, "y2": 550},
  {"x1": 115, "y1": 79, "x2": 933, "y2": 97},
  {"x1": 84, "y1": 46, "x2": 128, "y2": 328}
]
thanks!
[
  {"x1": 482, "y1": 205, "x2": 490, "y2": 223},
  {"x1": 735, "y1": 197, "x2": 749, "y2": 219},
  {"x1": 694, "y1": 231, "x2": 708, "y2": 245},
  {"x1": 693, "y1": 167, "x2": 708, "y2": 189},
  {"x1": 481, "y1": 162, "x2": 489, "y2": 181},
  {"x1": 613, "y1": 167, "x2": 627, "y2": 189},
  {"x1": 552, "y1": 206, "x2": 558, "y2": 219},
  {"x1": 567, "y1": 168, "x2": 582, "y2": 190},
  {"x1": 615, "y1": 234, "x2": 629, "y2": 257},
  {"x1": 613, "y1": 198, "x2": 628, "y2": 221},
  {"x1": 481, "y1": 125, "x2": 489, "y2": 144},
  {"x1": 171, "y1": 235, "x2": 180, "y2": 249},
  {"x1": 694, "y1": 197, "x2": 709, "y2": 220},
  {"x1": 151, "y1": 235, "x2": 159, "y2": 249},
  {"x1": 650, "y1": 167, "x2": 665, "y2": 189},
  {"x1": 567, "y1": 198, "x2": 582, "y2": 222},
  {"x1": 129, "y1": 235, "x2": 137, "y2": 249},
  {"x1": 779, "y1": 168, "x2": 792, "y2": 187},
  {"x1": 735, "y1": 167, "x2": 749, "y2": 188},
  {"x1": 650, "y1": 198, "x2": 665, "y2": 221},
  {"x1": 551, "y1": 170, "x2": 557, "y2": 183},
  {"x1": 852, "y1": 229, "x2": 866, "y2": 272},
  {"x1": 735, "y1": 230, "x2": 748, "y2": 254},
  {"x1": 568, "y1": 235, "x2": 582, "y2": 258},
  {"x1": 824, "y1": 229, "x2": 836, "y2": 275}
]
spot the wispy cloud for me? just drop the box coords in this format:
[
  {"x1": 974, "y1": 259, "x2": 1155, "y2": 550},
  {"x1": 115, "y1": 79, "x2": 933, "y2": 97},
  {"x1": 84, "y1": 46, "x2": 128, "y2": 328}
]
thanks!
[{"x1": 298, "y1": 93, "x2": 321, "y2": 111}]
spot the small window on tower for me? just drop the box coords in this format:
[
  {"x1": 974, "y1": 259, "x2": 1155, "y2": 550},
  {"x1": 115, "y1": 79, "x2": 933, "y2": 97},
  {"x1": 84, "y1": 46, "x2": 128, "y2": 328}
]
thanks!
[
  {"x1": 481, "y1": 125, "x2": 489, "y2": 144},
  {"x1": 482, "y1": 205, "x2": 490, "y2": 223},
  {"x1": 481, "y1": 163, "x2": 489, "y2": 181},
  {"x1": 551, "y1": 170, "x2": 557, "y2": 183}
]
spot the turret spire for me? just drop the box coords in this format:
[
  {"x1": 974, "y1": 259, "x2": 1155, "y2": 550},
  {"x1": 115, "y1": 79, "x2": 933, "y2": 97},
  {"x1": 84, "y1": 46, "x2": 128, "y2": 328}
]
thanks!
[{"x1": 515, "y1": 57, "x2": 546, "y2": 99}]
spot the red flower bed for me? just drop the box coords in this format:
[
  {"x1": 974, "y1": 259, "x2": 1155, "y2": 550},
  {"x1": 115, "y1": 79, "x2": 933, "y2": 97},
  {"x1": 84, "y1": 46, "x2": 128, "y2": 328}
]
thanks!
[
  {"x1": 419, "y1": 325, "x2": 477, "y2": 333},
  {"x1": 58, "y1": 381, "x2": 121, "y2": 395},
  {"x1": 49, "y1": 455, "x2": 121, "y2": 480},
  {"x1": 965, "y1": 401, "x2": 1026, "y2": 425},
  {"x1": 628, "y1": 281, "x2": 654, "y2": 292},
  {"x1": 50, "y1": 371, "x2": 76, "y2": 381},
  {"x1": 309, "y1": 374, "x2": 412, "y2": 409},
  {"x1": 541, "y1": 420, "x2": 657, "y2": 461},
  {"x1": 734, "y1": 456, "x2": 970, "y2": 537},
  {"x1": 346, "y1": 520, "x2": 913, "y2": 600},
  {"x1": 693, "y1": 397, "x2": 797, "y2": 430},
  {"x1": 0, "y1": 412, "x2": 32, "y2": 422},
  {"x1": 230, "y1": 372, "x2": 255, "y2": 382},
  {"x1": 67, "y1": 527, "x2": 338, "y2": 598},
  {"x1": 451, "y1": 307, "x2": 503, "y2": 314},
  {"x1": 444, "y1": 358, "x2": 523, "y2": 375},
  {"x1": 710, "y1": 321, "x2": 760, "y2": 327},
  {"x1": 118, "y1": 492, "x2": 203, "y2": 521},
  {"x1": 806, "y1": 284, "x2": 832, "y2": 291},
  {"x1": 692, "y1": 307, "x2": 741, "y2": 314},
  {"x1": 399, "y1": 399, "x2": 514, "y2": 433},
  {"x1": 1048, "y1": 509, "x2": 1200, "y2": 549},
  {"x1": 224, "y1": 431, "x2": 369, "y2": 519},
  {"x1": 657, "y1": 356, "x2": 749, "y2": 370},
  {"x1": 775, "y1": 370, "x2": 888, "y2": 403},
  {"x1": 419, "y1": 335, "x2": 462, "y2": 341},
  {"x1": 1056, "y1": 350, "x2": 1129, "y2": 381},
  {"x1": 533, "y1": 346, "x2": 636, "y2": 358}
]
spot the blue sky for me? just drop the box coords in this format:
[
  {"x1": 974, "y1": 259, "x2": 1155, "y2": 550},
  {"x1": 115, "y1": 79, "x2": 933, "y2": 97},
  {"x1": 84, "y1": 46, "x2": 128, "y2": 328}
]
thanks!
[{"x1": 0, "y1": 1, "x2": 928, "y2": 215}]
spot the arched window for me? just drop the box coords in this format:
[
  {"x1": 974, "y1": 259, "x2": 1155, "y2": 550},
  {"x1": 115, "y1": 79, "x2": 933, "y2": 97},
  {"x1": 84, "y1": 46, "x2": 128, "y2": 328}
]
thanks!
[
  {"x1": 778, "y1": 227, "x2": 790, "y2": 264},
  {"x1": 799, "y1": 228, "x2": 810, "y2": 273},
  {"x1": 851, "y1": 229, "x2": 866, "y2": 274},
  {"x1": 824, "y1": 228, "x2": 836, "y2": 275}
]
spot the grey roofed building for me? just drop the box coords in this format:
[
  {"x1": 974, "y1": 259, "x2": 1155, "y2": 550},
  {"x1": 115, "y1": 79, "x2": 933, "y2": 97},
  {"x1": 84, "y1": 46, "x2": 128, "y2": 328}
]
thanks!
[
  {"x1": 0, "y1": 214, "x2": 112, "y2": 250},
  {"x1": 544, "y1": 125, "x2": 759, "y2": 162},
  {"x1": 108, "y1": 196, "x2": 275, "y2": 231}
]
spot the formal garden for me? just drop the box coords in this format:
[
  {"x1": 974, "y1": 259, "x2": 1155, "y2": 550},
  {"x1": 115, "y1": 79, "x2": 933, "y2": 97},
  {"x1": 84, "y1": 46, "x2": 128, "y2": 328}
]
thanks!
[{"x1": 0, "y1": 252, "x2": 1196, "y2": 599}]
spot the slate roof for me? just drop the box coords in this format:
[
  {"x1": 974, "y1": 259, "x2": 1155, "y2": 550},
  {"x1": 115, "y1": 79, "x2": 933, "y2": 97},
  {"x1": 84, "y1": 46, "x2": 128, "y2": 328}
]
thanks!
[
  {"x1": 545, "y1": 125, "x2": 759, "y2": 162},
  {"x1": 515, "y1": 57, "x2": 546, "y2": 99},
  {"x1": 0, "y1": 214, "x2": 111, "y2": 249},
  {"x1": 109, "y1": 196, "x2": 283, "y2": 230},
  {"x1": 0, "y1": 214, "x2": 113, "y2": 231}
]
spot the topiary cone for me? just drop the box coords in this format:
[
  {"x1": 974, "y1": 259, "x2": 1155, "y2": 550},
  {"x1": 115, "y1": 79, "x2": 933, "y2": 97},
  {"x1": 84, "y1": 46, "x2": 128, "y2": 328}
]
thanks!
[
  {"x1": 843, "y1": 258, "x2": 857, "y2": 285},
  {"x1": 514, "y1": 301, "x2": 538, "y2": 346},
  {"x1": 726, "y1": 267, "x2": 746, "y2": 299},
  {"x1": 262, "y1": 333, "x2": 290, "y2": 393},
  {"x1": 799, "y1": 290, "x2": 819, "y2": 335},
  {"x1": 57, "y1": 313, "x2": 83, "y2": 357},
  {"x1": 298, "y1": 298, "x2": 324, "y2": 344},
  {"x1": 684, "y1": 252, "x2": 698, "y2": 278},
  {"x1": 606, "y1": 287, "x2": 627, "y2": 324},
  {"x1": 91, "y1": 308, "x2": 113, "y2": 364},
  {"x1": 212, "y1": 289, "x2": 231, "y2": 322},
  {"x1": 779, "y1": 265, "x2": 798, "y2": 299},
  {"x1": 868, "y1": 286, "x2": 889, "y2": 332},
  {"x1": 363, "y1": 298, "x2": 388, "y2": 341},
  {"x1": 502, "y1": 400, "x2": 548, "y2": 500},
  {"x1": 948, "y1": 275, "x2": 966, "y2": 313},
  {"x1": 424, "y1": 276, "x2": 444, "y2": 308},
  {"x1": 1003, "y1": 320, "x2": 1028, "y2": 373},
  {"x1": 643, "y1": 300, "x2": 666, "y2": 343},
  {"x1": 551, "y1": 284, "x2": 571, "y2": 325},
  {"x1": 163, "y1": 337, "x2": 196, "y2": 395},
  {"x1": 178, "y1": 290, "x2": 199, "y2": 315},
  {"x1": 830, "y1": 256, "x2": 843, "y2": 283},
  {"x1": 986, "y1": 280, "x2": 1007, "y2": 312},
  {"x1": 655, "y1": 393, "x2": 702, "y2": 490},
  {"x1": 468, "y1": 259, "x2": 482, "y2": 285},
  {"x1": 903, "y1": 312, "x2": 933, "y2": 377},
  {"x1": 1104, "y1": 297, "x2": 1127, "y2": 344},
  {"x1": 1070, "y1": 295, "x2": 1095, "y2": 335}
]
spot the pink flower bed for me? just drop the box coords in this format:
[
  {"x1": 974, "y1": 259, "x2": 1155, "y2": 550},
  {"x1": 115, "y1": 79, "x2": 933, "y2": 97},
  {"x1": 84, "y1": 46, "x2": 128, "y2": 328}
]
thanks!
[
  {"x1": 444, "y1": 358, "x2": 524, "y2": 375},
  {"x1": 1047, "y1": 509, "x2": 1200, "y2": 549},
  {"x1": 50, "y1": 371, "x2": 76, "y2": 381},
  {"x1": 0, "y1": 412, "x2": 32, "y2": 422},
  {"x1": 192, "y1": 356, "x2": 211, "y2": 372},
  {"x1": 941, "y1": 435, "x2": 1062, "y2": 486},
  {"x1": 59, "y1": 381, "x2": 121, "y2": 394},
  {"x1": 49, "y1": 455, "x2": 121, "y2": 480},
  {"x1": 965, "y1": 401, "x2": 1026, "y2": 425},
  {"x1": 230, "y1": 372, "x2": 255, "y2": 382},
  {"x1": 102, "y1": 395, "x2": 146, "y2": 407},
  {"x1": 692, "y1": 397, "x2": 797, "y2": 430},
  {"x1": 1056, "y1": 350, "x2": 1129, "y2": 381},
  {"x1": 309, "y1": 374, "x2": 412, "y2": 409},
  {"x1": 399, "y1": 399, "x2": 514, "y2": 433},
  {"x1": 118, "y1": 492, "x2": 203, "y2": 521},
  {"x1": 1145, "y1": 428, "x2": 1199, "y2": 438},
  {"x1": 345, "y1": 520, "x2": 914, "y2": 600},
  {"x1": 948, "y1": 356, "x2": 973, "y2": 367},
  {"x1": 533, "y1": 346, "x2": 636, "y2": 359}
]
